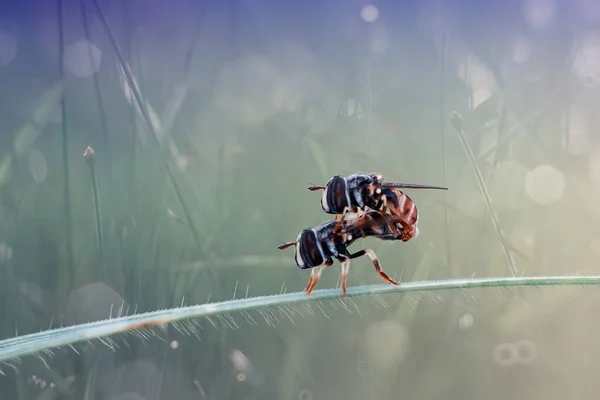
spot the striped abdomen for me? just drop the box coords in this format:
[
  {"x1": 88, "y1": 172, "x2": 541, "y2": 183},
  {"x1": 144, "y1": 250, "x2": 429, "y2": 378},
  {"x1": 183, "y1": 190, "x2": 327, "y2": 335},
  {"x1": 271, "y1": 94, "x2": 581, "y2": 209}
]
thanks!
[{"x1": 383, "y1": 188, "x2": 419, "y2": 241}]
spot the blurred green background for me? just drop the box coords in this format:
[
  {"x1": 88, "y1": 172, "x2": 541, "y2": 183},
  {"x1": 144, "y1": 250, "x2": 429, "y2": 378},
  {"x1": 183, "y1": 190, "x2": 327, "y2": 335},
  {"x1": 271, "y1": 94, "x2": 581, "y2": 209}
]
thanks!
[{"x1": 1, "y1": 0, "x2": 600, "y2": 398}]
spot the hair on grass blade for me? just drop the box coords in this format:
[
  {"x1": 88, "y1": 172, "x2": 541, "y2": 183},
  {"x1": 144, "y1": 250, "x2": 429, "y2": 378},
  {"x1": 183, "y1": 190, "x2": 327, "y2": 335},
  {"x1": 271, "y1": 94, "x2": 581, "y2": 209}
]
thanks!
[{"x1": 1, "y1": 275, "x2": 600, "y2": 362}]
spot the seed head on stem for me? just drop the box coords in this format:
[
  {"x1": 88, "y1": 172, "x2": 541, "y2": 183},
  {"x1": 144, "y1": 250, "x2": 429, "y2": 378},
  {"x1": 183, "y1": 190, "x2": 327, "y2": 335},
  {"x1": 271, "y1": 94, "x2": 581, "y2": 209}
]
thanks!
[{"x1": 83, "y1": 146, "x2": 95, "y2": 161}]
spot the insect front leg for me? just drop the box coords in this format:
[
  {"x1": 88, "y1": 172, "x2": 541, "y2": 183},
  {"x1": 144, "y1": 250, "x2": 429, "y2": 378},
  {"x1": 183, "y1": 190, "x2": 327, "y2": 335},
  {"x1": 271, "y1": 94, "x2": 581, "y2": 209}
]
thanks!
[
  {"x1": 305, "y1": 259, "x2": 333, "y2": 295},
  {"x1": 346, "y1": 249, "x2": 400, "y2": 286}
]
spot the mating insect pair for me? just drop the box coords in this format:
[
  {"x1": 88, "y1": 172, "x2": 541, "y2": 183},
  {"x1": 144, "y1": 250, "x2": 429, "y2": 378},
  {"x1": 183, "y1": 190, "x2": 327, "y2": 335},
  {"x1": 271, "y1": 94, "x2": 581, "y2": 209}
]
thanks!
[{"x1": 278, "y1": 173, "x2": 447, "y2": 296}]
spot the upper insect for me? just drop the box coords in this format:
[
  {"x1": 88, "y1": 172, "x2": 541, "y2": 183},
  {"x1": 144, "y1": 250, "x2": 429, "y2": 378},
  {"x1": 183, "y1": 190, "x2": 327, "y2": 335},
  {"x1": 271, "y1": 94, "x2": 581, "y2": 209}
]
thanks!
[{"x1": 308, "y1": 172, "x2": 447, "y2": 218}]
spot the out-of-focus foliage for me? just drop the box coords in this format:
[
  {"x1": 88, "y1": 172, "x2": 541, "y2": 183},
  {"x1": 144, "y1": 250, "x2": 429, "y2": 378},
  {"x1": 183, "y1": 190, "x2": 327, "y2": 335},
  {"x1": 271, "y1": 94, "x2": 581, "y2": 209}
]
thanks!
[{"x1": 1, "y1": 0, "x2": 600, "y2": 399}]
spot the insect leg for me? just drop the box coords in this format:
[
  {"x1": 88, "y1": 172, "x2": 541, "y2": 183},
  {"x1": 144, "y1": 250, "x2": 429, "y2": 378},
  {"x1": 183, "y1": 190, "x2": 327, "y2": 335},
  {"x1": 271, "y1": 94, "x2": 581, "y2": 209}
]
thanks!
[
  {"x1": 333, "y1": 211, "x2": 349, "y2": 234},
  {"x1": 340, "y1": 259, "x2": 350, "y2": 297},
  {"x1": 333, "y1": 206, "x2": 357, "y2": 233},
  {"x1": 347, "y1": 249, "x2": 400, "y2": 286},
  {"x1": 380, "y1": 195, "x2": 389, "y2": 217},
  {"x1": 401, "y1": 224, "x2": 419, "y2": 241},
  {"x1": 305, "y1": 260, "x2": 333, "y2": 295}
]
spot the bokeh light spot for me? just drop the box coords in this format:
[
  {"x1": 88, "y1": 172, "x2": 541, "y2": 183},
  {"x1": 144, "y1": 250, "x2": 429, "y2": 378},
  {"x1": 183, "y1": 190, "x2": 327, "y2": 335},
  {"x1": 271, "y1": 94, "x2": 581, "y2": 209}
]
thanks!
[
  {"x1": 459, "y1": 313, "x2": 474, "y2": 329},
  {"x1": 214, "y1": 54, "x2": 284, "y2": 126},
  {"x1": 515, "y1": 340, "x2": 538, "y2": 364},
  {"x1": 525, "y1": 164, "x2": 565, "y2": 205},
  {"x1": 493, "y1": 343, "x2": 518, "y2": 366},
  {"x1": 63, "y1": 40, "x2": 102, "y2": 78},
  {"x1": 361, "y1": 5, "x2": 379, "y2": 23},
  {"x1": 522, "y1": 0, "x2": 557, "y2": 29},
  {"x1": 571, "y1": 30, "x2": 600, "y2": 87}
]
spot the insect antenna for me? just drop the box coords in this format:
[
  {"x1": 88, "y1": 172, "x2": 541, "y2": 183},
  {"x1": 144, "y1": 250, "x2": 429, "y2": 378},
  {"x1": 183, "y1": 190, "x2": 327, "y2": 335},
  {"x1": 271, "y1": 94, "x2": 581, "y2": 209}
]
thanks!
[
  {"x1": 277, "y1": 242, "x2": 296, "y2": 250},
  {"x1": 307, "y1": 185, "x2": 326, "y2": 191}
]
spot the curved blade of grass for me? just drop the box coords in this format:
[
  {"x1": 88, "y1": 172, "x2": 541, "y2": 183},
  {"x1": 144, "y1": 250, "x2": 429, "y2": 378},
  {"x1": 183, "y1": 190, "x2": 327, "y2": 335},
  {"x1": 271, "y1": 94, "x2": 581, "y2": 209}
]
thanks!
[
  {"x1": 304, "y1": 136, "x2": 329, "y2": 181},
  {"x1": 1, "y1": 275, "x2": 599, "y2": 363},
  {"x1": 92, "y1": 0, "x2": 205, "y2": 260},
  {"x1": 451, "y1": 111, "x2": 518, "y2": 277},
  {"x1": 58, "y1": 0, "x2": 75, "y2": 292},
  {"x1": 438, "y1": 26, "x2": 453, "y2": 275}
]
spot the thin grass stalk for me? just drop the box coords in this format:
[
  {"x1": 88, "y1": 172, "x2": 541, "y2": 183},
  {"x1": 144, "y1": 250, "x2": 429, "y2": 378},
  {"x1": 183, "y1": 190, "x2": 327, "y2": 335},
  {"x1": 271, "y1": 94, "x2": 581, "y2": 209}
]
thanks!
[
  {"x1": 450, "y1": 111, "x2": 518, "y2": 277},
  {"x1": 84, "y1": 146, "x2": 105, "y2": 280},
  {"x1": 58, "y1": 0, "x2": 74, "y2": 283},
  {"x1": 91, "y1": 0, "x2": 205, "y2": 259},
  {"x1": 1, "y1": 275, "x2": 600, "y2": 363},
  {"x1": 438, "y1": 25, "x2": 453, "y2": 275},
  {"x1": 79, "y1": 0, "x2": 111, "y2": 182}
]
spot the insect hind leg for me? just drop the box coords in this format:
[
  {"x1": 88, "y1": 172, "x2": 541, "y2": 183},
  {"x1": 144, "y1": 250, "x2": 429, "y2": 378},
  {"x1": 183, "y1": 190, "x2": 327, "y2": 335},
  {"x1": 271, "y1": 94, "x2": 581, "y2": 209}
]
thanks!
[{"x1": 347, "y1": 249, "x2": 400, "y2": 286}]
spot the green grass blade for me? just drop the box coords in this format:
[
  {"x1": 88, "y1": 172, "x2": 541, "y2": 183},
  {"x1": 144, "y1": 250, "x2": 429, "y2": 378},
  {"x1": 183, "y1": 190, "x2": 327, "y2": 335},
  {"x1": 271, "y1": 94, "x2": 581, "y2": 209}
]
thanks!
[{"x1": 1, "y1": 275, "x2": 600, "y2": 363}]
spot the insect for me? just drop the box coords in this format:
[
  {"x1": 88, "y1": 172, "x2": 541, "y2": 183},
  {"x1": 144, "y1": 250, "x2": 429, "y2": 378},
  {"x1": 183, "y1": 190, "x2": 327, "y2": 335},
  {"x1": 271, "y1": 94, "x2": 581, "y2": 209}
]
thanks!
[
  {"x1": 277, "y1": 211, "x2": 404, "y2": 297},
  {"x1": 308, "y1": 173, "x2": 447, "y2": 219},
  {"x1": 308, "y1": 173, "x2": 447, "y2": 242}
]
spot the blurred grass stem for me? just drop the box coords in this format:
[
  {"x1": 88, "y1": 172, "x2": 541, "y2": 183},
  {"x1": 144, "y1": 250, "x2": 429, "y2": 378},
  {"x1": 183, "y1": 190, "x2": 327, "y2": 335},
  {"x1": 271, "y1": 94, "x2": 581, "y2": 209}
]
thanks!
[
  {"x1": 92, "y1": 0, "x2": 205, "y2": 259},
  {"x1": 438, "y1": 26, "x2": 453, "y2": 274},
  {"x1": 58, "y1": 0, "x2": 75, "y2": 282},
  {"x1": 79, "y1": 0, "x2": 112, "y2": 189},
  {"x1": 84, "y1": 146, "x2": 105, "y2": 279},
  {"x1": 450, "y1": 112, "x2": 518, "y2": 277}
]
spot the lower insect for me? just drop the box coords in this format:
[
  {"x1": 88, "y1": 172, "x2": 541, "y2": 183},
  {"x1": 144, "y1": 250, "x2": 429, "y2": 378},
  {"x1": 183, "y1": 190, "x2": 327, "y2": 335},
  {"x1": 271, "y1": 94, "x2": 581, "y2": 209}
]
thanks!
[{"x1": 277, "y1": 212, "x2": 403, "y2": 296}]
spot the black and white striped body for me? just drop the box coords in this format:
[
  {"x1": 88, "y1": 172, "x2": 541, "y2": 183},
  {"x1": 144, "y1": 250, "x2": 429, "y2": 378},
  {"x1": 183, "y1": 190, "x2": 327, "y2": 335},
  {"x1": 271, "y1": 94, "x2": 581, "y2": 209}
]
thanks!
[
  {"x1": 293, "y1": 221, "x2": 344, "y2": 270},
  {"x1": 279, "y1": 211, "x2": 404, "y2": 296},
  {"x1": 292, "y1": 211, "x2": 405, "y2": 270},
  {"x1": 319, "y1": 173, "x2": 382, "y2": 215}
]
